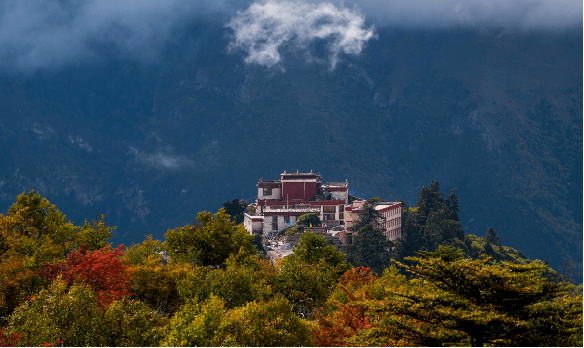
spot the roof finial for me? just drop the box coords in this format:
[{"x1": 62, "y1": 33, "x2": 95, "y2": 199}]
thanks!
[
  {"x1": 297, "y1": 169, "x2": 299, "y2": 174},
  {"x1": 310, "y1": 169, "x2": 313, "y2": 173}
]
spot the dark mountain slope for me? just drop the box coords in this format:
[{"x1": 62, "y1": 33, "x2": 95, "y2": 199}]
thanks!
[{"x1": 0, "y1": 25, "x2": 580, "y2": 271}]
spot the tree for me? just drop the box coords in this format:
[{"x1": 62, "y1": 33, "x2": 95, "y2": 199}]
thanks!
[
  {"x1": 8, "y1": 279, "x2": 100, "y2": 346},
  {"x1": 220, "y1": 296, "x2": 311, "y2": 346},
  {"x1": 177, "y1": 251, "x2": 275, "y2": 310},
  {"x1": 98, "y1": 298, "x2": 168, "y2": 347},
  {"x1": 222, "y1": 199, "x2": 248, "y2": 225},
  {"x1": 484, "y1": 227, "x2": 501, "y2": 246},
  {"x1": 162, "y1": 295, "x2": 311, "y2": 347},
  {"x1": 8, "y1": 279, "x2": 166, "y2": 347},
  {"x1": 393, "y1": 182, "x2": 464, "y2": 263},
  {"x1": 344, "y1": 223, "x2": 392, "y2": 275},
  {"x1": 348, "y1": 197, "x2": 385, "y2": 232},
  {"x1": 0, "y1": 254, "x2": 47, "y2": 326},
  {"x1": 368, "y1": 246, "x2": 581, "y2": 346},
  {"x1": 7, "y1": 190, "x2": 76, "y2": 258},
  {"x1": 38, "y1": 245, "x2": 133, "y2": 307},
  {"x1": 296, "y1": 213, "x2": 321, "y2": 227},
  {"x1": 161, "y1": 295, "x2": 227, "y2": 347},
  {"x1": 163, "y1": 209, "x2": 255, "y2": 266},
  {"x1": 275, "y1": 232, "x2": 350, "y2": 318},
  {"x1": 311, "y1": 245, "x2": 582, "y2": 347},
  {"x1": 129, "y1": 258, "x2": 192, "y2": 316},
  {"x1": 75, "y1": 214, "x2": 114, "y2": 251},
  {"x1": 0, "y1": 327, "x2": 25, "y2": 346},
  {"x1": 292, "y1": 230, "x2": 347, "y2": 268},
  {"x1": 311, "y1": 267, "x2": 378, "y2": 346},
  {"x1": 124, "y1": 234, "x2": 164, "y2": 266}
]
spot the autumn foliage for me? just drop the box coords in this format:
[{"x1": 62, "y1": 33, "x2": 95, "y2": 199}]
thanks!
[
  {"x1": 0, "y1": 191, "x2": 582, "y2": 347},
  {"x1": 38, "y1": 244, "x2": 132, "y2": 307},
  {"x1": 311, "y1": 267, "x2": 377, "y2": 346}
]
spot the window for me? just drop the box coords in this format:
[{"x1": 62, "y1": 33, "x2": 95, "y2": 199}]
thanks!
[
  {"x1": 271, "y1": 216, "x2": 278, "y2": 230},
  {"x1": 284, "y1": 216, "x2": 290, "y2": 223},
  {"x1": 323, "y1": 206, "x2": 335, "y2": 213},
  {"x1": 263, "y1": 187, "x2": 272, "y2": 195},
  {"x1": 339, "y1": 213, "x2": 344, "y2": 220},
  {"x1": 324, "y1": 214, "x2": 335, "y2": 221}
]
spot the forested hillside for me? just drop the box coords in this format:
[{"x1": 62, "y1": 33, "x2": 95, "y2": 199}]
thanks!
[{"x1": 0, "y1": 191, "x2": 581, "y2": 346}]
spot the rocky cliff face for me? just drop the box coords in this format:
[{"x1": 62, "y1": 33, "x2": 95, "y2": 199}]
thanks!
[{"x1": 0, "y1": 24, "x2": 580, "y2": 270}]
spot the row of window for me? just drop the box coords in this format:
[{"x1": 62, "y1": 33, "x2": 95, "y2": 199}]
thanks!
[{"x1": 265, "y1": 204, "x2": 344, "y2": 212}]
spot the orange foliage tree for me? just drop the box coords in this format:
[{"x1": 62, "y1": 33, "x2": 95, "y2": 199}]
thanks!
[
  {"x1": 39, "y1": 244, "x2": 132, "y2": 307},
  {"x1": 311, "y1": 267, "x2": 378, "y2": 346}
]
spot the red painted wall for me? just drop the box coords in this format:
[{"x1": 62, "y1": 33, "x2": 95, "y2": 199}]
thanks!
[{"x1": 282, "y1": 182, "x2": 318, "y2": 200}]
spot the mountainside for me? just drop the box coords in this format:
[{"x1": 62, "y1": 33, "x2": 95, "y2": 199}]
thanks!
[{"x1": 0, "y1": 22, "x2": 581, "y2": 271}]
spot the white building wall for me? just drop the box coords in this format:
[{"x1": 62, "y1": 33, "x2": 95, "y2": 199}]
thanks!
[
  {"x1": 257, "y1": 187, "x2": 281, "y2": 200},
  {"x1": 330, "y1": 190, "x2": 348, "y2": 201},
  {"x1": 262, "y1": 215, "x2": 298, "y2": 235},
  {"x1": 243, "y1": 213, "x2": 264, "y2": 235}
]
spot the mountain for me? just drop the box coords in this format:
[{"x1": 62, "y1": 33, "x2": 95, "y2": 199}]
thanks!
[{"x1": 0, "y1": 21, "x2": 581, "y2": 271}]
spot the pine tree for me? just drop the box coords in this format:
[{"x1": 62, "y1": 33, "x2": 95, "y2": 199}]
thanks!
[{"x1": 484, "y1": 227, "x2": 501, "y2": 246}]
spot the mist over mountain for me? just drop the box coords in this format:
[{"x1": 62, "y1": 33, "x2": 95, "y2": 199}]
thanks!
[{"x1": 0, "y1": 0, "x2": 581, "y2": 271}]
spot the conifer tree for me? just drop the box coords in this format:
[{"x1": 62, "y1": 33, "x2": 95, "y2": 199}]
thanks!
[{"x1": 484, "y1": 227, "x2": 501, "y2": 246}]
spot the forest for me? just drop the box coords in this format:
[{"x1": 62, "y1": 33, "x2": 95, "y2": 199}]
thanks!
[{"x1": 0, "y1": 185, "x2": 581, "y2": 347}]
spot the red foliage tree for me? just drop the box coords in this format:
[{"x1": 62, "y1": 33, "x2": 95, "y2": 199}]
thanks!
[
  {"x1": 0, "y1": 327, "x2": 24, "y2": 347},
  {"x1": 311, "y1": 267, "x2": 377, "y2": 346},
  {"x1": 39, "y1": 245, "x2": 132, "y2": 307},
  {"x1": 0, "y1": 327, "x2": 63, "y2": 347}
]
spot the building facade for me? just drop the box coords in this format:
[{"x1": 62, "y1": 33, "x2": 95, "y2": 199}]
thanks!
[
  {"x1": 244, "y1": 170, "x2": 349, "y2": 237},
  {"x1": 344, "y1": 201, "x2": 402, "y2": 241}
]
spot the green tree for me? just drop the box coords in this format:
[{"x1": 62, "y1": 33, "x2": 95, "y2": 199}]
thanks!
[
  {"x1": 222, "y1": 199, "x2": 248, "y2": 225},
  {"x1": 292, "y1": 230, "x2": 347, "y2": 268},
  {"x1": 8, "y1": 279, "x2": 166, "y2": 347},
  {"x1": 124, "y1": 234, "x2": 164, "y2": 266},
  {"x1": 162, "y1": 295, "x2": 227, "y2": 347},
  {"x1": 348, "y1": 197, "x2": 385, "y2": 232},
  {"x1": 296, "y1": 213, "x2": 321, "y2": 227},
  {"x1": 8, "y1": 279, "x2": 100, "y2": 346},
  {"x1": 344, "y1": 223, "x2": 392, "y2": 275},
  {"x1": 7, "y1": 190, "x2": 76, "y2": 258},
  {"x1": 163, "y1": 209, "x2": 255, "y2": 266},
  {"x1": 311, "y1": 246, "x2": 582, "y2": 347},
  {"x1": 220, "y1": 296, "x2": 311, "y2": 346},
  {"x1": 484, "y1": 227, "x2": 501, "y2": 246},
  {"x1": 367, "y1": 246, "x2": 582, "y2": 346},
  {"x1": 162, "y1": 295, "x2": 310, "y2": 347},
  {"x1": 177, "y1": 251, "x2": 275, "y2": 310},
  {"x1": 98, "y1": 298, "x2": 168, "y2": 347},
  {"x1": 75, "y1": 214, "x2": 114, "y2": 251},
  {"x1": 275, "y1": 232, "x2": 350, "y2": 318},
  {"x1": 393, "y1": 182, "x2": 464, "y2": 263},
  {"x1": 129, "y1": 256, "x2": 192, "y2": 316}
]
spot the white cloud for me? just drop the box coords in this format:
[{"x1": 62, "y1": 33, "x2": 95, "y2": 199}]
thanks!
[
  {"x1": 226, "y1": 0, "x2": 376, "y2": 69},
  {"x1": 343, "y1": 0, "x2": 582, "y2": 29},
  {"x1": 0, "y1": 0, "x2": 244, "y2": 72},
  {"x1": 129, "y1": 146, "x2": 194, "y2": 169}
]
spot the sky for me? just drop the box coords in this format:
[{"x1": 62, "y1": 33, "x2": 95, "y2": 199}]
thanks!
[{"x1": 0, "y1": 0, "x2": 581, "y2": 72}]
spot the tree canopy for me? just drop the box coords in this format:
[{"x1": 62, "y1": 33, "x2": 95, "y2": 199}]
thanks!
[
  {"x1": 163, "y1": 209, "x2": 255, "y2": 266},
  {"x1": 0, "y1": 190, "x2": 580, "y2": 347}
]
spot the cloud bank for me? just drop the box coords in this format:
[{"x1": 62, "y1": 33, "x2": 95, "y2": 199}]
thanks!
[
  {"x1": 129, "y1": 146, "x2": 194, "y2": 170},
  {"x1": 226, "y1": 0, "x2": 376, "y2": 69},
  {"x1": 0, "y1": 0, "x2": 579, "y2": 73},
  {"x1": 0, "y1": 0, "x2": 245, "y2": 73},
  {"x1": 343, "y1": 0, "x2": 582, "y2": 29}
]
